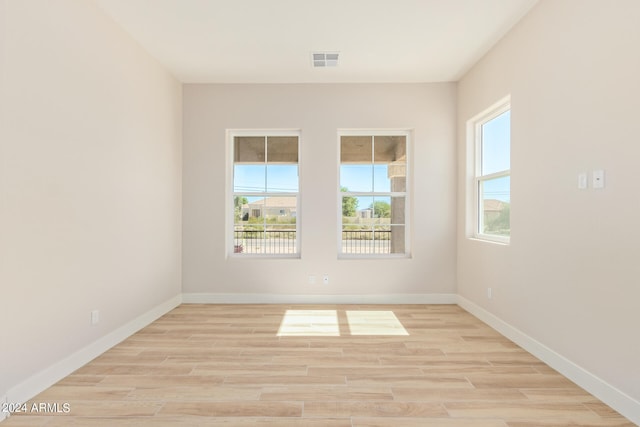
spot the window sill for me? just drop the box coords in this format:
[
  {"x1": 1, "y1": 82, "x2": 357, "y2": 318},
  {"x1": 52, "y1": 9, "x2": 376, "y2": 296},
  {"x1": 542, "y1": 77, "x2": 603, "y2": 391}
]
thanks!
[
  {"x1": 468, "y1": 236, "x2": 510, "y2": 246},
  {"x1": 338, "y1": 253, "x2": 411, "y2": 260},
  {"x1": 228, "y1": 254, "x2": 301, "y2": 260}
]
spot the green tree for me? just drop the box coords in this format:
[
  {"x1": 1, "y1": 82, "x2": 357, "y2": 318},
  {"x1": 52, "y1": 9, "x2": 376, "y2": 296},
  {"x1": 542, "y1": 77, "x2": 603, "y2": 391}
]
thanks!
[
  {"x1": 234, "y1": 196, "x2": 248, "y2": 220},
  {"x1": 370, "y1": 200, "x2": 390, "y2": 218},
  {"x1": 341, "y1": 187, "x2": 358, "y2": 217}
]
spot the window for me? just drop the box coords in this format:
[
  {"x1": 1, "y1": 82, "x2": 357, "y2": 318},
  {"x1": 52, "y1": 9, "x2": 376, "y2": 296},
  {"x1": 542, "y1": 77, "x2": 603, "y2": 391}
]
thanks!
[
  {"x1": 471, "y1": 99, "x2": 511, "y2": 243},
  {"x1": 230, "y1": 131, "x2": 299, "y2": 256},
  {"x1": 339, "y1": 131, "x2": 409, "y2": 256}
]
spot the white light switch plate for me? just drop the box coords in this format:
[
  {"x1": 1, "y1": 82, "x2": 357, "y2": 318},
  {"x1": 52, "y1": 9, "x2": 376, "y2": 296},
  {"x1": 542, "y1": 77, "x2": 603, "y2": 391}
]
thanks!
[{"x1": 578, "y1": 172, "x2": 587, "y2": 189}]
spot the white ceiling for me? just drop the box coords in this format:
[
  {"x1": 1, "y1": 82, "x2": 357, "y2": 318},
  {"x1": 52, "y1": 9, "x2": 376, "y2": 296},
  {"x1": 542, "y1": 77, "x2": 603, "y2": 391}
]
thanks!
[{"x1": 94, "y1": 0, "x2": 538, "y2": 83}]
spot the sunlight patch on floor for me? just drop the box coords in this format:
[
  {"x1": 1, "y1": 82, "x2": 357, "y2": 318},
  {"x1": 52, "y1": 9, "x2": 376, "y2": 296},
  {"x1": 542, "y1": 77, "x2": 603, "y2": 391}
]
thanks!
[
  {"x1": 346, "y1": 310, "x2": 409, "y2": 336},
  {"x1": 277, "y1": 310, "x2": 339, "y2": 336}
]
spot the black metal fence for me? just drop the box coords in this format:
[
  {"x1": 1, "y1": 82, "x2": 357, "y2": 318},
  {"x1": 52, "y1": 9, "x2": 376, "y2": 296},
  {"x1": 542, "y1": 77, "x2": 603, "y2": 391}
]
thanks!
[
  {"x1": 233, "y1": 229, "x2": 392, "y2": 254},
  {"x1": 341, "y1": 230, "x2": 391, "y2": 254},
  {"x1": 234, "y1": 230, "x2": 297, "y2": 254}
]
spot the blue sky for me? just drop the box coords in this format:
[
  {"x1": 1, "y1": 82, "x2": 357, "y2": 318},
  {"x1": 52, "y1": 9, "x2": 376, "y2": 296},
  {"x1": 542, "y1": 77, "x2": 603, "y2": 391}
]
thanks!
[
  {"x1": 234, "y1": 165, "x2": 298, "y2": 202},
  {"x1": 340, "y1": 164, "x2": 391, "y2": 193},
  {"x1": 234, "y1": 164, "x2": 391, "y2": 193},
  {"x1": 234, "y1": 164, "x2": 391, "y2": 210},
  {"x1": 234, "y1": 112, "x2": 510, "y2": 205},
  {"x1": 481, "y1": 110, "x2": 511, "y2": 203}
]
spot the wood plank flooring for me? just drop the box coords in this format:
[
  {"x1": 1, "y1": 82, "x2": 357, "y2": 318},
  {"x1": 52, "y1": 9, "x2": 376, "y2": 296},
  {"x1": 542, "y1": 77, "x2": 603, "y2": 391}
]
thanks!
[{"x1": 3, "y1": 304, "x2": 634, "y2": 426}]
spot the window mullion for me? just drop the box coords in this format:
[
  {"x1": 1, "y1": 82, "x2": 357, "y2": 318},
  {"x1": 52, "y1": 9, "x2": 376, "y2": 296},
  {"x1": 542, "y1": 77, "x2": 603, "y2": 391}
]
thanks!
[
  {"x1": 476, "y1": 177, "x2": 483, "y2": 235},
  {"x1": 478, "y1": 169, "x2": 510, "y2": 181},
  {"x1": 263, "y1": 136, "x2": 268, "y2": 253}
]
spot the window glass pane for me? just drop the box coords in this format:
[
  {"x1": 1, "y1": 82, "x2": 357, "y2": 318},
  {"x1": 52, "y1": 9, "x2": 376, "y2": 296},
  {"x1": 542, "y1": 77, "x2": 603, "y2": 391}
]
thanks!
[
  {"x1": 341, "y1": 194, "x2": 360, "y2": 221},
  {"x1": 263, "y1": 196, "x2": 296, "y2": 254},
  {"x1": 342, "y1": 195, "x2": 373, "y2": 224},
  {"x1": 388, "y1": 166, "x2": 406, "y2": 192},
  {"x1": 371, "y1": 196, "x2": 391, "y2": 219},
  {"x1": 374, "y1": 136, "x2": 406, "y2": 162},
  {"x1": 233, "y1": 216, "x2": 264, "y2": 255},
  {"x1": 233, "y1": 196, "x2": 250, "y2": 224},
  {"x1": 372, "y1": 195, "x2": 405, "y2": 254},
  {"x1": 354, "y1": 196, "x2": 374, "y2": 225},
  {"x1": 481, "y1": 110, "x2": 510, "y2": 175},
  {"x1": 266, "y1": 165, "x2": 298, "y2": 192},
  {"x1": 373, "y1": 164, "x2": 390, "y2": 192},
  {"x1": 374, "y1": 136, "x2": 401, "y2": 162},
  {"x1": 241, "y1": 196, "x2": 266, "y2": 219},
  {"x1": 267, "y1": 136, "x2": 298, "y2": 163},
  {"x1": 341, "y1": 136, "x2": 372, "y2": 163},
  {"x1": 389, "y1": 195, "x2": 406, "y2": 225},
  {"x1": 388, "y1": 225, "x2": 405, "y2": 254},
  {"x1": 234, "y1": 165, "x2": 265, "y2": 192},
  {"x1": 263, "y1": 196, "x2": 297, "y2": 222},
  {"x1": 359, "y1": 225, "x2": 388, "y2": 254},
  {"x1": 480, "y1": 176, "x2": 510, "y2": 237},
  {"x1": 342, "y1": 195, "x2": 376, "y2": 254},
  {"x1": 342, "y1": 227, "x2": 375, "y2": 255},
  {"x1": 265, "y1": 224, "x2": 297, "y2": 254},
  {"x1": 375, "y1": 136, "x2": 406, "y2": 192},
  {"x1": 234, "y1": 136, "x2": 265, "y2": 162},
  {"x1": 340, "y1": 165, "x2": 373, "y2": 192},
  {"x1": 238, "y1": 230, "x2": 264, "y2": 254}
]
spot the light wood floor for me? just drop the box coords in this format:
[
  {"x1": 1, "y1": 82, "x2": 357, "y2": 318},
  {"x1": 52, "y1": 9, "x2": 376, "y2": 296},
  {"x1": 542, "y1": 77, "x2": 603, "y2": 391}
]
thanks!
[{"x1": 3, "y1": 304, "x2": 634, "y2": 426}]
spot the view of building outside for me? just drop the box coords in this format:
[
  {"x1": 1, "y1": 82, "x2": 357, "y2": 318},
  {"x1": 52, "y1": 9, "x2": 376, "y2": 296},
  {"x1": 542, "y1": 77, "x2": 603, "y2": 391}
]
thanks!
[
  {"x1": 232, "y1": 132, "x2": 410, "y2": 255},
  {"x1": 232, "y1": 134, "x2": 299, "y2": 255},
  {"x1": 340, "y1": 134, "x2": 407, "y2": 255}
]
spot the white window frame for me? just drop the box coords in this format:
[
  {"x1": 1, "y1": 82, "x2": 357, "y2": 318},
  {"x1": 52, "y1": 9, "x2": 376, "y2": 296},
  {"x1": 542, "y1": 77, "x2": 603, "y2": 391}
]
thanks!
[
  {"x1": 227, "y1": 129, "x2": 301, "y2": 258},
  {"x1": 469, "y1": 97, "x2": 511, "y2": 244},
  {"x1": 337, "y1": 129, "x2": 411, "y2": 259}
]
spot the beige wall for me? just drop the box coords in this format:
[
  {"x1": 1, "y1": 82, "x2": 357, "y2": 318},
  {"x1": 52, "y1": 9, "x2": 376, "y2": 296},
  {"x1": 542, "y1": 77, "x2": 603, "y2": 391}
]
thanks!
[
  {"x1": 457, "y1": 0, "x2": 640, "y2": 406},
  {"x1": 183, "y1": 83, "x2": 457, "y2": 297},
  {"x1": 0, "y1": 0, "x2": 182, "y2": 399}
]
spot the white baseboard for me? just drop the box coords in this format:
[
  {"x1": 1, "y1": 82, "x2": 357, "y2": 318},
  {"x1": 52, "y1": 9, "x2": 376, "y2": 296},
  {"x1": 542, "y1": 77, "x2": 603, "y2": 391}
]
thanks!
[
  {"x1": 181, "y1": 293, "x2": 457, "y2": 305},
  {"x1": 4, "y1": 294, "x2": 182, "y2": 409},
  {"x1": 457, "y1": 295, "x2": 640, "y2": 426}
]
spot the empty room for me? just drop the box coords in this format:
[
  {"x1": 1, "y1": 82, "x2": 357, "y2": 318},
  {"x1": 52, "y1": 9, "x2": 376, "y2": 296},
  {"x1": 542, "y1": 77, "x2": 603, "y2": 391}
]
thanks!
[{"x1": 1, "y1": 0, "x2": 639, "y2": 425}]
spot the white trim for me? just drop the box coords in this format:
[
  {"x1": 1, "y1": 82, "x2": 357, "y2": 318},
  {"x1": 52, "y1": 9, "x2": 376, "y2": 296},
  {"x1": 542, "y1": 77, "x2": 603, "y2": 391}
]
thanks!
[
  {"x1": 338, "y1": 253, "x2": 411, "y2": 260},
  {"x1": 182, "y1": 293, "x2": 457, "y2": 305},
  {"x1": 337, "y1": 129, "x2": 411, "y2": 137},
  {"x1": 228, "y1": 129, "x2": 302, "y2": 257},
  {"x1": 468, "y1": 96, "x2": 511, "y2": 245},
  {"x1": 457, "y1": 295, "x2": 640, "y2": 426},
  {"x1": 226, "y1": 129, "x2": 302, "y2": 137},
  {"x1": 4, "y1": 294, "x2": 182, "y2": 408},
  {"x1": 337, "y1": 129, "x2": 412, "y2": 257}
]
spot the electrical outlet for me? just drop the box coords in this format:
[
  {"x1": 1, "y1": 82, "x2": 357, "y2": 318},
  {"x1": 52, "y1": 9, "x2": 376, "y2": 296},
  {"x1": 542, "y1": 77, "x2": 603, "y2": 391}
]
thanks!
[
  {"x1": 592, "y1": 169, "x2": 605, "y2": 189},
  {"x1": 487, "y1": 288, "x2": 493, "y2": 299},
  {"x1": 322, "y1": 275, "x2": 329, "y2": 285},
  {"x1": 308, "y1": 275, "x2": 317, "y2": 285}
]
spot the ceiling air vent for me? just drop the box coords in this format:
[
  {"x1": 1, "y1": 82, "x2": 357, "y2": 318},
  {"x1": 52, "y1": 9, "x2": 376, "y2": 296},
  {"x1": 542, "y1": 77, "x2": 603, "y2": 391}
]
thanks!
[{"x1": 312, "y1": 52, "x2": 339, "y2": 67}]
